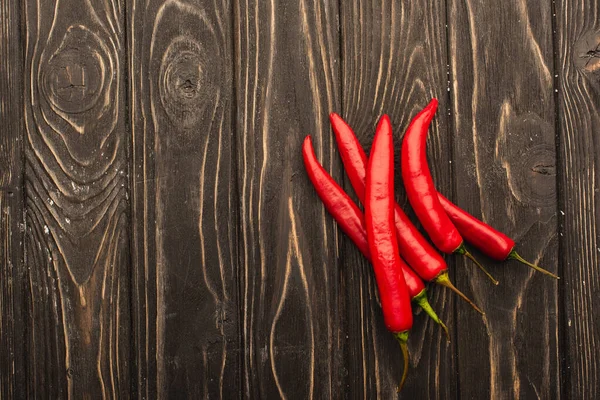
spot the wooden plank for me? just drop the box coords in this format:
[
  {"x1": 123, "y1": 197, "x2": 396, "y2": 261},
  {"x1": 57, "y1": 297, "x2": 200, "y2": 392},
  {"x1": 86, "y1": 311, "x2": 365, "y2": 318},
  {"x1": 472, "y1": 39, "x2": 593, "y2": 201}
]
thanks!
[
  {"x1": 448, "y1": 0, "x2": 560, "y2": 398},
  {"x1": 0, "y1": 0, "x2": 25, "y2": 397},
  {"x1": 0, "y1": 0, "x2": 23, "y2": 189},
  {"x1": 234, "y1": 0, "x2": 342, "y2": 398},
  {"x1": 555, "y1": 1, "x2": 600, "y2": 398},
  {"x1": 129, "y1": 1, "x2": 240, "y2": 398},
  {"x1": 23, "y1": 0, "x2": 130, "y2": 397},
  {"x1": 339, "y1": 1, "x2": 456, "y2": 398},
  {"x1": 1, "y1": 192, "x2": 25, "y2": 399}
]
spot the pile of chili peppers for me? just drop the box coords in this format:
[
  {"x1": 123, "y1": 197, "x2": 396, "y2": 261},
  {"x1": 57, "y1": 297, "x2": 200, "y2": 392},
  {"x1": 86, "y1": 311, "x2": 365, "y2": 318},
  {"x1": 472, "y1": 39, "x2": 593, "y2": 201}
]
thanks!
[{"x1": 302, "y1": 98, "x2": 559, "y2": 392}]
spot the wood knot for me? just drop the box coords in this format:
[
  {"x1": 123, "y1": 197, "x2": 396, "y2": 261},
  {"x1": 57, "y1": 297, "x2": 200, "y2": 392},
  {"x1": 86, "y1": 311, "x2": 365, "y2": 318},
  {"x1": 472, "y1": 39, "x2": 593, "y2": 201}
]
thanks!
[
  {"x1": 574, "y1": 31, "x2": 600, "y2": 76},
  {"x1": 160, "y1": 37, "x2": 215, "y2": 129},
  {"x1": 530, "y1": 163, "x2": 555, "y2": 176},
  {"x1": 41, "y1": 26, "x2": 107, "y2": 116},
  {"x1": 510, "y1": 143, "x2": 556, "y2": 206},
  {"x1": 496, "y1": 109, "x2": 556, "y2": 207}
]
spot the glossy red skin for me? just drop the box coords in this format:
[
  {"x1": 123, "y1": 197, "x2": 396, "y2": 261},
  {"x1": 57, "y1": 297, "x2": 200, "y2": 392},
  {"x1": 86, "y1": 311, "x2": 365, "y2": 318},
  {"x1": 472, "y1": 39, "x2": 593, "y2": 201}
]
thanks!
[
  {"x1": 400, "y1": 260, "x2": 426, "y2": 298},
  {"x1": 365, "y1": 115, "x2": 413, "y2": 334},
  {"x1": 330, "y1": 113, "x2": 447, "y2": 281},
  {"x1": 401, "y1": 99, "x2": 462, "y2": 254},
  {"x1": 302, "y1": 136, "x2": 370, "y2": 256},
  {"x1": 303, "y1": 135, "x2": 425, "y2": 299},
  {"x1": 437, "y1": 193, "x2": 515, "y2": 260}
]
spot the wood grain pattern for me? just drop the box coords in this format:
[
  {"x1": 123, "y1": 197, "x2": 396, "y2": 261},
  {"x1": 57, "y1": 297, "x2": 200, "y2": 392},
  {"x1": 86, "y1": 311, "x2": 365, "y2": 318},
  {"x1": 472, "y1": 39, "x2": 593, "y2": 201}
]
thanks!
[
  {"x1": 0, "y1": 0, "x2": 23, "y2": 189},
  {"x1": 340, "y1": 1, "x2": 457, "y2": 398},
  {"x1": 23, "y1": 0, "x2": 130, "y2": 397},
  {"x1": 2, "y1": 1, "x2": 598, "y2": 398},
  {"x1": 555, "y1": 1, "x2": 600, "y2": 398},
  {"x1": 129, "y1": 0, "x2": 240, "y2": 398},
  {"x1": 234, "y1": 0, "x2": 342, "y2": 398},
  {"x1": 0, "y1": 0, "x2": 25, "y2": 397},
  {"x1": 448, "y1": 0, "x2": 560, "y2": 398},
  {"x1": 0, "y1": 192, "x2": 25, "y2": 399}
]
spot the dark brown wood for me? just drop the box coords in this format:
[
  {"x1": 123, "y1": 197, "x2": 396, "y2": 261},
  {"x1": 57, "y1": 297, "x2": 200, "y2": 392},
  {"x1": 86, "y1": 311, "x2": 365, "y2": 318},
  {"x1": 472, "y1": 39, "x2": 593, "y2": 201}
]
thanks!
[
  {"x1": 0, "y1": 0, "x2": 25, "y2": 397},
  {"x1": 0, "y1": 192, "x2": 25, "y2": 399},
  {"x1": 555, "y1": 1, "x2": 600, "y2": 398},
  {"x1": 233, "y1": 0, "x2": 342, "y2": 398},
  {"x1": 2, "y1": 1, "x2": 599, "y2": 398},
  {"x1": 23, "y1": 0, "x2": 131, "y2": 397},
  {"x1": 339, "y1": 1, "x2": 457, "y2": 398},
  {"x1": 129, "y1": 0, "x2": 241, "y2": 398},
  {"x1": 448, "y1": 0, "x2": 560, "y2": 398},
  {"x1": 0, "y1": 0, "x2": 23, "y2": 189}
]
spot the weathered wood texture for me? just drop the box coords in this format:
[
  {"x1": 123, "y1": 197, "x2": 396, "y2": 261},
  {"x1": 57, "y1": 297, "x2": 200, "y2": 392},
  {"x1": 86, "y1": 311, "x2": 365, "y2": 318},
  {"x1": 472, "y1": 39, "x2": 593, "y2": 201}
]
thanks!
[
  {"x1": 234, "y1": 1, "x2": 342, "y2": 398},
  {"x1": 23, "y1": 0, "x2": 131, "y2": 397},
  {"x1": 340, "y1": 1, "x2": 457, "y2": 398},
  {"x1": 129, "y1": 0, "x2": 240, "y2": 398},
  {"x1": 555, "y1": 0, "x2": 600, "y2": 398},
  {"x1": 1, "y1": 0, "x2": 600, "y2": 398},
  {"x1": 0, "y1": 0, "x2": 23, "y2": 189},
  {"x1": 0, "y1": 0, "x2": 25, "y2": 397},
  {"x1": 449, "y1": 0, "x2": 560, "y2": 398},
  {"x1": 0, "y1": 192, "x2": 24, "y2": 399}
]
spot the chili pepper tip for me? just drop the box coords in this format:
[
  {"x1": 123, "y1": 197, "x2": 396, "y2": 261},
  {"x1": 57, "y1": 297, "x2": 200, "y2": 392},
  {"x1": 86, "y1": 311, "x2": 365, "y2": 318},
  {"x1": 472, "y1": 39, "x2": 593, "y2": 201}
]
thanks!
[
  {"x1": 394, "y1": 331, "x2": 410, "y2": 392},
  {"x1": 456, "y1": 245, "x2": 499, "y2": 285},
  {"x1": 414, "y1": 291, "x2": 450, "y2": 342},
  {"x1": 436, "y1": 272, "x2": 485, "y2": 315},
  {"x1": 426, "y1": 98, "x2": 439, "y2": 109},
  {"x1": 509, "y1": 250, "x2": 560, "y2": 279},
  {"x1": 439, "y1": 320, "x2": 450, "y2": 343}
]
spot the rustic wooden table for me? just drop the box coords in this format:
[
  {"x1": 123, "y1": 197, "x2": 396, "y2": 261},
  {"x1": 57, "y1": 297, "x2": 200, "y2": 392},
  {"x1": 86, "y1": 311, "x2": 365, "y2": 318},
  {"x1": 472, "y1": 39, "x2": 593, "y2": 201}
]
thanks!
[{"x1": 1, "y1": 0, "x2": 598, "y2": 399}]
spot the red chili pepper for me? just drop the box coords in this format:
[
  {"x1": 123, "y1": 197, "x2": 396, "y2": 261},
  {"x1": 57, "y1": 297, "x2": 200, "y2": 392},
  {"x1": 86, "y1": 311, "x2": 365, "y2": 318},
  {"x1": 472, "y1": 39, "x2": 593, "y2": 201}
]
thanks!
[
  {"x1": 302, "y1": 136, "x2": 369, "y2": 256},
  {"x1": 437, "y1": 193, "x2": 559, "y2": 279},
  {"x1": 401, "y1": 99, "x2": 499, "y2": 285},
  {"x1": 302, "y1": 135, "x2": 449, "y2": 339},
  {"x1": 330, "y1": 113, "x2": 484, "y2": 314},
  {"x1": 365, "y1": 115, "x2": 412, "y2": 391},
  {"x1": 401, "y1": 262, "x2": 450, "y2": 341}
]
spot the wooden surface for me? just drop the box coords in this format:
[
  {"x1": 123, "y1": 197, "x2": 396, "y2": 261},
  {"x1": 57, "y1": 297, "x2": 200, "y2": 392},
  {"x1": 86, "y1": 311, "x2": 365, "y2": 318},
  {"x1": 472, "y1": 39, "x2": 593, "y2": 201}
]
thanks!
[
  {"x1": 0, "y1": 0, "x2": 25, "y2": 396},
  {"x1": 449, "y1": 1, "x2": 560, "y2": 399},
  {"x1": 234, "y1": 1, "x2": 342, "y2": 398},
  {"x1": 556, "y1": 0, "x2": 600, "y2": 398},
  {"x1": 22, "y1": 0, "x2": 131, "y2": 398},
  {"x1": 129, "y1": 1, "x2": 240, "y2": 398},
  {"x1": 1, "y1": 0, "x2": 598, "y2": 399},
  {"x1": 340, "y1": 1, "x2": 456, "y2": 397}
]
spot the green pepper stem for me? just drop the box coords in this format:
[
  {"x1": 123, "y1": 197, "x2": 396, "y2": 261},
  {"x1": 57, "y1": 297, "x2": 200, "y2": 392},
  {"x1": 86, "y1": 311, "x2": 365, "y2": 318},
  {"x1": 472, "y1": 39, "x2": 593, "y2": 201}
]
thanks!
[
  {"x1": 394, "y1": 331, "x2": 410, "y2": 392},
  {"x1": 435, "y1": 272, "x2": 485, "y2": 315},
  {"x1": 509, "y1": 250, "x2": 560, "y2": 279},
  {"x1": 456, "y1": 244, "x2": 499, "y2": 285},
  {"x1": 413, "y1": 290, "x2": 450, "y2": 342}
]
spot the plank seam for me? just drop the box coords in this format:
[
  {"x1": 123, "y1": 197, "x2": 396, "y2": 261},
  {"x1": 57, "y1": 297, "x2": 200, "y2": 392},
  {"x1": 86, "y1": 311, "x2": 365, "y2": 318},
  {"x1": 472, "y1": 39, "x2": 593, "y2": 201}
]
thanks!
[
  {"x1": 230, "y1": 1, "x2": 244, "y2": 399},
  {"x1": 11, "y1": 0, "x2": 27, "y2": 394},
  {"x1": 337, "y1": 0, "x2": 344, "y2": 116},
  {"x1": 336, "y1": 0, "x2": 346, "y2": 397},
  {"x1": 550, "y1": 0, "x2": 568, "y2": 398},
  {"x1": 443, "y1": 0, "x2": 461, "y2": 398},
  {"x1": 121, "y1": 0, "x2": 138, "y2": 397}
]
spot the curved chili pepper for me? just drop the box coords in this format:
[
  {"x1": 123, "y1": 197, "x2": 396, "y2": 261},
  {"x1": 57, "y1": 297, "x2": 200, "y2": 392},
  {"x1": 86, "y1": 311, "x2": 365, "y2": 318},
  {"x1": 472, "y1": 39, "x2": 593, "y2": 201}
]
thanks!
[
  {"x1": 302, "y1": 136, "x2": 368, "y2": 255},
  {"x1": 330, "y1": 113, "x2": 484, "y2": 314},
  {"x1": 401, "y1": 262, "x2": 450, "y2": 341},
  {"x1": 437, "y1": 193, "x2": 559, "y2": 279},
  {"x1": 302, "y1": 135, "x2": 449, "y2": 339},
  {"x1": 365, "y1": 115, "x2": 412, "y2": 391},
  {"x1": 401, "y1": 99, "x2": 498, "y2": 285}
]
